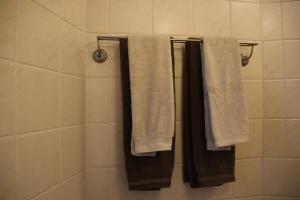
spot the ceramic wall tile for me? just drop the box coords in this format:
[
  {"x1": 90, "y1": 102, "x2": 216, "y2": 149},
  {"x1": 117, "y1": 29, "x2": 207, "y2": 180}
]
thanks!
[
  {"x1": 0, "y1": 60, "x2": 14, "y2": 136},
  {"x1": 283, "y1": 1, "x2": 300, "y2": 39},
  {"x1": 261, "y1": 3, "x2": 282, "y2": 40},
  {"x1": 109, "y1": 0, "x2": 153, "y2": 33},
  {"x1": 0, "y1": 0, "x2": 16, "y2": 60},
  {"x1": 193, "y1": 0, "x2": 230, "y2": 37},
  {"x1": 15, "y1": 64, "x2": 59, "y2": 134},
  {"x1": 86, "y1": 0, "x2": 108, "y2": 33},
  {"x1": 61, "y1": 75, "x2": 84, "y2": 126},
  {"x1": 18, "y1": 130, "x2": 59, "y2": 200},
  {"x1": 0, "y1": 137, "x2": 17, "y2": 200},
  {"x1": 153, "y1": 0, "x2": 193, "y2": 35},
  {"x1": 17, "y1": 0, "x2": 59, "y2": 70},
  {"x1": 231, "y1": 2, "x2": 261, "y2": 40}
]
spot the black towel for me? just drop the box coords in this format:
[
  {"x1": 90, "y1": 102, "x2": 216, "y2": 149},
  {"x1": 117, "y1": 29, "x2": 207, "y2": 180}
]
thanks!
[
  {"x1": 183, "y1": 41, "x2": 235, "y2": 188},
  {"x1": 119, "y1": 38, "x2": 175, "y2": 190}
]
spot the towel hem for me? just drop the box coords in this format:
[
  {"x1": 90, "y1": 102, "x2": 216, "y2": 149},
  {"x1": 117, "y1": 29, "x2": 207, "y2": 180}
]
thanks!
[
  {"x1": 207, "y1": 136, "x2": 249, "y2": 150},
  {"x1": 133, "y1": 136, "x2": 173, "y2": 153}
]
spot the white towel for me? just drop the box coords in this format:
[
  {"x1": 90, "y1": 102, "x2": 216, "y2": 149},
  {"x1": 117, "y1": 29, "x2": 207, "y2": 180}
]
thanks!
[
  {"x1": 128, "y1": 34, "x2": 175, "y2": 155},
  {"x1": 202, "y1": 37, "x2": 249, "y2": 150}
]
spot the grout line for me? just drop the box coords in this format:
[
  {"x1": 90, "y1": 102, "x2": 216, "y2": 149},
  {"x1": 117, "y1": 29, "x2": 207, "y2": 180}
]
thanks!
[
  {"x1": 60, "y1": 170, "x2": 86, "y2": 185},
  {"x1": 227, "y1": 195, "x2": 262, "y2": 200},
  {"x1": 191, "y1": 0, "x2": 195, "y2": 35},
  {"x1": 0, "y1": 56, "x2": 15, "y2": 62},
  {"x1": 61, "y1": 73, "x2": 85, "y2": 79},
  {"x1": 280, "y1": 1, "x2": 289, "y2": 179},
  {"x1": 281, "y1": 0, "x2": 286, "y2": 40},
  {"x1": 262, "y1": 195, "x2": 300, "y2": 198},
  {"x1": 84, "y1": 75, "x2": 121, "y2": 78},
  {"x1": 85, "y1": 122, "x2": 122, "y2": 127},
  {"x1": 151, "y1": 0, "x2": 154, "y2": 34},
  {"x1": 15, "y1": 125, "x2": 76, "y2": 137},
  {"x1": 30, "y1": 185, "x2": 60, "y2": 200},
  {"x1": 263, "y1": 78, "x2": 300, "y2": 81},
  {"x1": 60, "y1": 124, "x2": 84, "y2": 130},
  {"x1": 26, "y1": 184, "x2": 60, "y2": 200},
  {"x1": 259, "y1": 1, "x2": 265, "y2": 191},
  {"x1": 244, "y1": 77, "x2": 265, "y2": 81},
  {"x1": 15, "y1": 60, "x2": 84, "y2": 78},
  {"x1": 106, "y1": 77, "x2": 112, "y2": 125},
  {"x1": 264, "y1": 117, "x2": 300, "y2": 120},
  {"x1": 31, "y1": 0, "x2": 85, "y2": 32},
  {"x1": 262, "y1": 38, "x2": 282, "y2": 42},
  {"x1": 229, "y1": 0, "x2": 233, "y2": 37},
  {"x1": 21, "y1": 124, "x2": 85, "y2": 137},
  {"x1": 58, "y1": 15, "x2": 63, "y2": 199},
  {"x1": 281, "y1": 0, "x2": 289, "y2": 184},
  {"x1": 263, "y1": 157, "x2": 300, "y2": 160},
  {"x1": 262, "y1": 77, "x2": 284, "y2": 81},
  {"x1": 258, "y1": 2, "x2": 264, "y2": 194},
  {"x1": 0, "y1": 135, "x2": 15, "y2": 140},
  {"x1": 261, "y1": 0, "x2": 300, "y2": 2},
  {"x1": 14, "y1": 1, "x2": 20, "y2": 199},
  {"x1": 87, "y1": 166, "x2": 123, "y2": 170},
  {"x1": 283, "y1": 38, "x2": 300, "y2": 41},
  {"x1": 231, "y1": 0, "x2": 260, "y2": 3},
  {"x1": 235, "y1": 157, "x2": 262, "y2": 161},
  {"x1": 23, "y1": 171, "x2": 84, "y2": 200},
  {"x1": 244, "y1": 78, "x2": 266, "y2": 80},
  {"x1": 107, "y1": 0, "x2": 111, "y2": 33}
]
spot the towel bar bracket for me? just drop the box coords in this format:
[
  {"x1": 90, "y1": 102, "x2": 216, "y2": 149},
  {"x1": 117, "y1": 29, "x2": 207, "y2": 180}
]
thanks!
[
  {"x1": 93, "y1": 39, "x2": 107, "y2": 63},
  {"x1": 241, "y1": 45, "x2": 255, "y2": 67},
  {"x1": 92, "y1": 36, "x2": 258, "y2": 67}
]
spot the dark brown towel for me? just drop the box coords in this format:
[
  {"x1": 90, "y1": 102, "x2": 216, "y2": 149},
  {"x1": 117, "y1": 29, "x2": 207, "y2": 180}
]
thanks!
[
  {"x1": 119, "y1": 38, "x2": 175, "y2": 191},
  {"x1": 183, "y1": 41, "x2": 235, "y2": 188}
]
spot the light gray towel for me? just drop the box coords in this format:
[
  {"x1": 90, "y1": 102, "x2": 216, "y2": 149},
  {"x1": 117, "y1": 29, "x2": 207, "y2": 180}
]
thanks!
[
  {"x1": 202, "y1": 37, "x2": 249, "y2": 150},
  {"x1": 128, "y1": 34, "x2": 175, "y2": 155}
]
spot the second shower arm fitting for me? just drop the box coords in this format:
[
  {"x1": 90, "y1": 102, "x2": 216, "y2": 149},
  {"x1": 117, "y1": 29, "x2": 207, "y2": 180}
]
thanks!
[{"x1": 93, "y1": 36, "x2": 258, "y2": 67}]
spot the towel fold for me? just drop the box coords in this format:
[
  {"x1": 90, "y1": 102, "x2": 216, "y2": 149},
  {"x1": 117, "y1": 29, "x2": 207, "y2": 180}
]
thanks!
[
  {"x1": 202, "y1": 37, "x2": 249, "y2": 150},
  {"x1": 120, "y1": 38, "x2": 175, "y2": 190},
  {"x1": 127, "y1": 35, "x2": 175, "y2": 155},
  {"x1": 183, "y1": 41, "x2": 235, "y2": 188}
]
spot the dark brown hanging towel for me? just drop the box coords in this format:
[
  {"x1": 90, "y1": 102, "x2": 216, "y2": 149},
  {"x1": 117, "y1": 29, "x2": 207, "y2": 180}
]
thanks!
[
  {"x1": 183, "y1": 41, "x2": 235, "y2": 188},
  {"x1": 119, "y1": 38, "x2": 175, "y2": 191}
]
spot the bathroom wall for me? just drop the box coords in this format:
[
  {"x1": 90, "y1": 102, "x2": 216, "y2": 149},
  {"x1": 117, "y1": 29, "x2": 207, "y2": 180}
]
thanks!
[
  {"x1": 1, "y1": 0, "x2": 299, "y2": 199},
  {"x1": 261, "y1": 1, "x2": 300, "y2": 200},
  {"x1": 0, "y1": 0, "x2": 86, "y2": 200},
  {"x1": 84, "y1": 0, "x2": 264, "y2": 199}
]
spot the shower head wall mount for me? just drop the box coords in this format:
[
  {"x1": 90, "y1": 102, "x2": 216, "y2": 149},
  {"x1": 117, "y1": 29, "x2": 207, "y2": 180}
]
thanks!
[{"x1": 93, "y1": 38, "x2": 108, "y2": 63}]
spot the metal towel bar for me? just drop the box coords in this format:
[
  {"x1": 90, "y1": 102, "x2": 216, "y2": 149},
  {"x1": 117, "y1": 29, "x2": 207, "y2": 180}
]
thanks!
[{"x1": 93, "y1": 35, "x2": 258, "y2": 67}]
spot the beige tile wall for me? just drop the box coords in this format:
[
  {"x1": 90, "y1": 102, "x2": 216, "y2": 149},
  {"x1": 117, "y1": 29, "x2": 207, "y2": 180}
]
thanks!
[
  {"x1": 84, "y1": 0, "x2": 265, "y2": 200},
  {"x1": 261, "y1": 0, "x2": 300, "y2": 199},
  {"x1": 0, "y1": 0, "x2": 86, "y2": 200},
  {"x1": 1, "y1": 0, "x2": 299, "y2": 199}
]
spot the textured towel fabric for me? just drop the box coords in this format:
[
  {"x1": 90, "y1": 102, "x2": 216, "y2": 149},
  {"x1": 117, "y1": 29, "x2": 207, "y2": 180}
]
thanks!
[
  {"x1": 183, "y1": 41, "x2": 235, "y2": 188},
  {"x1": 202, "y1": 37, "x2": 249, "y2": 150},
  {"x1": 119, "y1": 38, "x2": 175, "y2": 190},
  {"x1": 127, "y1": 35, "x2": 175, "y2": 155},
  {"x1": 204, "y1": 96, "x2": 231, "y2": 151}
]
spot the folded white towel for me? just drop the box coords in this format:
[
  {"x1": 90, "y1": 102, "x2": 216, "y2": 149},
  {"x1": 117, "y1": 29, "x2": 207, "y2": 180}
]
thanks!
[
  {"x1": 202, "y1": 37, "x2": 249, "y2": 150},
  {"x1": 128, "y1": 34, "x2": 175, "y2": 155}
]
